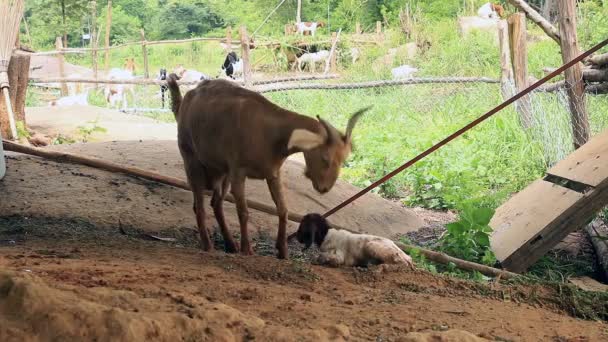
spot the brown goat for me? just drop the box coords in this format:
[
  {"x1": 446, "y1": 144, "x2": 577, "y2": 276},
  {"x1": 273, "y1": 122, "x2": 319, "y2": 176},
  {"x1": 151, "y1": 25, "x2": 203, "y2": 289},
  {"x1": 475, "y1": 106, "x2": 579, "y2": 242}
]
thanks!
[{"x1": 166, "y1": 74, "x2": 369, "y2": 259}]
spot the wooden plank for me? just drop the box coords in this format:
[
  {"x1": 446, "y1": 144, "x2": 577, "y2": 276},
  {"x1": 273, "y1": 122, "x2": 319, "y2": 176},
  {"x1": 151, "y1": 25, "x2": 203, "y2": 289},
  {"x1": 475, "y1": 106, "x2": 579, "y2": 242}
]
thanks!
[
  {"x1": 548, "y1": 128, "x2": 608, "y2": 187},
  {"x1": 490, "y1": 179, "x2": 583, "y2": 263},
  {"x1": 491, "y1": 174, "x2": 608, "y2": 272}
]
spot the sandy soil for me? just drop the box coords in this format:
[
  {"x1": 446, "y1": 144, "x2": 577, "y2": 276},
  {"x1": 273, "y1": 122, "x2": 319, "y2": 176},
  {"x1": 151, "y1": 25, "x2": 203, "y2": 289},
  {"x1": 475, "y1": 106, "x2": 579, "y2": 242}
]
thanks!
[{"x1": 0, "y1": 215, "x2": 606, "y2": 342}]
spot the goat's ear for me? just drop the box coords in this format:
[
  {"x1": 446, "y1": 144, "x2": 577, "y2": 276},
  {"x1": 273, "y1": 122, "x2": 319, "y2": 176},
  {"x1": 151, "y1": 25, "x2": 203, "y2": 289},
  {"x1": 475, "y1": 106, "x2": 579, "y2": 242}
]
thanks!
[
  {"x1": 288, "y1": 129, "x2": 325, "y2": 151},
  {"x1": 317, "y1": 116, "x2": 340, "y2": 144}
]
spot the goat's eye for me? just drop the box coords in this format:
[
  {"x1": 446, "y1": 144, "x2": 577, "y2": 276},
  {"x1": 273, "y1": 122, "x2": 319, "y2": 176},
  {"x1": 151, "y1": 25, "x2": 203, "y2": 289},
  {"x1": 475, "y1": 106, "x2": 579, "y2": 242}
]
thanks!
[{"x1": 322, "y1": 155, "x2": 330, "y2": 168}]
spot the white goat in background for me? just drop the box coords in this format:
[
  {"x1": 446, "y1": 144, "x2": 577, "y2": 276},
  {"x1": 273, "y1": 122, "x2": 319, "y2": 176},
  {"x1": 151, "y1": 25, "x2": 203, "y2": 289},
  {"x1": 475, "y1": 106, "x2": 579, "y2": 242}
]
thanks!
[{"x1": 296, "y1": 50, "x2": 330, "y2": 72}]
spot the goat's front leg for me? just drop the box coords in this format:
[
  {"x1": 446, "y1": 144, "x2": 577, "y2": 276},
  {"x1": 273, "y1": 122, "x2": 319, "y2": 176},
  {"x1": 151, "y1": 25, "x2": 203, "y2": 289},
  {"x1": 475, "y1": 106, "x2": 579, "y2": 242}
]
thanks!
[
  {"x1": 266, "y1": 176, "x2": 288, "y2": 259},
  {"x1": 231, "y1": 172, "x2": 254, "y2": 255}
]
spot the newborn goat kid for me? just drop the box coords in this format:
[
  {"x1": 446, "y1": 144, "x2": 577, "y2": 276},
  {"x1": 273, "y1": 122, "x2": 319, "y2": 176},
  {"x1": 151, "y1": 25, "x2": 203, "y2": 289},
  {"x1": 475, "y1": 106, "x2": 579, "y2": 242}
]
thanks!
[{"x1": 293, "y1": 214, "x2": 414, "y2": 268}]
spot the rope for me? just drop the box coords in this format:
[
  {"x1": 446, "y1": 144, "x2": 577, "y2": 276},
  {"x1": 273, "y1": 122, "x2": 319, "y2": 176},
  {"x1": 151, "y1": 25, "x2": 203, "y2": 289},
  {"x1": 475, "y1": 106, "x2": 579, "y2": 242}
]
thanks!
[
  {"x1": 323, "y1": 37, "x2": 608, "y2": 219},
  {"x1": 252, "y1": 0, "x2": 288, "y2": 37}
]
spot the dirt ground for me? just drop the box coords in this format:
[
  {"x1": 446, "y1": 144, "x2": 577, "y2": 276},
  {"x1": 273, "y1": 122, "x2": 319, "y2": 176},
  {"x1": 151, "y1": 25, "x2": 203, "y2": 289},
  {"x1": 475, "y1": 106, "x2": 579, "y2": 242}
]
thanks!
[
  {"x1": 1, "y1": 215, "x2": 606, "y2": 341},
  {"x1": 2, "y1": 108, "x2": 606, "y2": 340}
]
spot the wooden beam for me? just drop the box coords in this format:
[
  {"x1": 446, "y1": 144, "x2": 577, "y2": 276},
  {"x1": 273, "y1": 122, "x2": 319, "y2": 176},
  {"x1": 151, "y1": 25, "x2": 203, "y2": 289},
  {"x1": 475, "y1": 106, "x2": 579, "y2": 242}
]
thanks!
[
  {"x1": 103, "y1": 0, "x2": 112, "y2": 72},
  {"x1": 508, "y1": 13, "x2": 533, "y2": 129},
  {"x1": 506, "y1": 0, "x2": 561, "y2": 44},
  {"x1": 558, "y1": 0, "x2": 590, "y2": 149}
]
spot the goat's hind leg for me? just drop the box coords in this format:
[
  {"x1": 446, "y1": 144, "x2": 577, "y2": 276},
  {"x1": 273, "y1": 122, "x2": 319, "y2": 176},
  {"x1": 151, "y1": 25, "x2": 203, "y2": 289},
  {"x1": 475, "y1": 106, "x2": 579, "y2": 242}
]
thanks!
[
  {"x1": 231, "y1": 171, "x2": 254, "y2": 255},
  {"x1": 211, "y1": 177, "x2": 239, "y2": 253},
  {"x1": 184, "y1": 159, "x2": 213, "y2": 251}
]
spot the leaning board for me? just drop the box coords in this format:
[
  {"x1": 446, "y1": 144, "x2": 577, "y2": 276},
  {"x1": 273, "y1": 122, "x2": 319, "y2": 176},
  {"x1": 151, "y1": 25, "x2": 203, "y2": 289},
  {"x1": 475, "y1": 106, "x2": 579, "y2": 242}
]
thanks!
[{"x1": 490, "y1": 130, "x2": 608, "y2": 273}]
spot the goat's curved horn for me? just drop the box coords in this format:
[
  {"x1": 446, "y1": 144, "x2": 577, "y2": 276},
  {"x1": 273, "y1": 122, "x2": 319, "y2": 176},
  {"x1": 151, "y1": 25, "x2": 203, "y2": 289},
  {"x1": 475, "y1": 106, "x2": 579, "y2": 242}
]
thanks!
[
  {"x1": 316, "y1": 115, "x2": 340, "y2": 143},
  {"x1": 345, "y1": 106, "x2": 372, "y2": 139}
]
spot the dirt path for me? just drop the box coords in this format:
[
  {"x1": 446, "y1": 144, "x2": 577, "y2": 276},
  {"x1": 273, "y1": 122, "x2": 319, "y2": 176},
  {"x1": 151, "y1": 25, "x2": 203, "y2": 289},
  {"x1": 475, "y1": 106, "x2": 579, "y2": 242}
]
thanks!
[
  {"x1": 26, "y1": 106, "x2": 178, "y2": 141},
  {"x1": 1, "y1": 140, "x2": 424, "y2": 237},
  {"x1": 0, "y1": 216, "x2": 605, "y2": 341}
]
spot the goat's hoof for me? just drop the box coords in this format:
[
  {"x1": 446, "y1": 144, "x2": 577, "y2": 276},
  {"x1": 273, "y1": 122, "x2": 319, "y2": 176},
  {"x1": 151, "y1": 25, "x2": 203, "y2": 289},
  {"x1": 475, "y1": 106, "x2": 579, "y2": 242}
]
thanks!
[
  {"x1": 239, "y1": 243, "x2": 254, "y2": 255},
  {"x1": 224, "y1": 241, "x2": 239, "y2": 254}
]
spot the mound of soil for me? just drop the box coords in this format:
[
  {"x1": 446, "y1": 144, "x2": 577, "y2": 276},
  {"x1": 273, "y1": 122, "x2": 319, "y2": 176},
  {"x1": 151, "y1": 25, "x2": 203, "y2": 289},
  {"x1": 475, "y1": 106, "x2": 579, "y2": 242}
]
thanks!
[{"x1": 0, "y1": 216, "x2": 605, "y2": 341}]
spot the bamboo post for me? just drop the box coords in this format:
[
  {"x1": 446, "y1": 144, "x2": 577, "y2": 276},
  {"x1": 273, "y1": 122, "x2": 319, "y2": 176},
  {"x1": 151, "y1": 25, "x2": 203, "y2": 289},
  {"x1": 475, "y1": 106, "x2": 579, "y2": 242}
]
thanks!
[
  {"x1": 91, "y1": 0, "x2": 98, "y2": 84},
  {"x1": 376, "y1": 21, "x2": 383, "y2": 41},
  {"x1": 355, "y1": 22, "x2": 361, "y2": 35},
  {"x1": 104, "y1": 0, "x2": 112, "y2": 72},
  {"x1": 240, "y1": 26, "x2": 252, "y2": 87},
  {"x1": 55, "y1": 37, "x2": 68, "y2": 96},
  {"x1": 557, "y1": 0, "x2": 590, "y2": 149},
  {"x1": 226, "y1": 26, "x2": 232, "y2": 52},
  {"x1": 498, "y1": 20, "x2": 514, "y2": 100},
  {"x1": 508, "y1": 13, "x2": 532, "y2": 129},
  {"x1": 140, "y1": 29, "x2": 149, "y2": 78}
]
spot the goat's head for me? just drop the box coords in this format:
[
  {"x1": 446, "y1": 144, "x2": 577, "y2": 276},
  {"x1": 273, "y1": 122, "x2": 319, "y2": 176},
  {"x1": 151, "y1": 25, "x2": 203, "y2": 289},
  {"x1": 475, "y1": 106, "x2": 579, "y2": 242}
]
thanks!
[
  {"x1": 290, "y1": 213, "x2": 330, "y2": 249},
  {"x1": 491, "y1": 3, "x2": 505, "y2": 18},
  {"x1": 173, "y1": 65, "x2": 186, "y2": 78},
  {"x1": 288, "y1": 106, "x2": 371, "y2": 194},
  {"x1": 316, "y1": 21, "x2": 326, "y2": 28},
  {"x1": 124, "y1": 57, "x2": 136, "y2": 74}
]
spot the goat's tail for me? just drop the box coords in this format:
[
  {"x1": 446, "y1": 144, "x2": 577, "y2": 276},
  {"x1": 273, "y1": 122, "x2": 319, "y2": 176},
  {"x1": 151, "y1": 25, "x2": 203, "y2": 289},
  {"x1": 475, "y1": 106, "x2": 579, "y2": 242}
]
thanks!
[{"x1": 166, "y1": 73, "x2": 182, "y2": 118}]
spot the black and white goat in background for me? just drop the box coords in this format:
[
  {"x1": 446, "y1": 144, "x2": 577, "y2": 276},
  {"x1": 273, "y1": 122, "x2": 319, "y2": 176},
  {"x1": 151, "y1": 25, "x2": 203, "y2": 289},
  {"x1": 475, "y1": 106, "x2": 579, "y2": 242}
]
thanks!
[
  {"x1": 291, "y1": 214, "x2": 415, "y2": 268},
  {"x1": 220, "y1": 51, "x2": 243, "y2": 79},
  {"x1": 158, "y1": 68, "x2": 168, "y2": 109}
]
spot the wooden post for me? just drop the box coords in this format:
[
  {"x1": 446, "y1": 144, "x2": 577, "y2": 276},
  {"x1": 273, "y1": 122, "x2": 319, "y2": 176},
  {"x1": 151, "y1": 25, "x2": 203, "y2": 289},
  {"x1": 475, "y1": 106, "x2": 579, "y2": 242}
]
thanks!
[
  {"x1": 55, "y1": 37, "x2": 69, "y2": 96},
  {"x1": 140, "y1": 29, "x2": 149, "y2": 78},
  {"x1": 508, "y1": 13, "x2": 532, "y2": 129},
  {"x1": 226, "y1": 26, "x2": 232, "y2": 52},
  {"x1": 296, "y1": 0, "x2": 302, "y2": 23},
  {"x1": 558, "y1": 0, "x2": 590, "y2": 149},
  {"x1": 376, "y1": 21, "x2": 382, "y2": 37},
  {"x1": 325, "y1": 29, "x2": 341, "y2": 74},
  {"x1": 355, "y1": 22, "x2": 361, "y2": 35},
  {"x1": 240, "y1": 26, "x2": 252, "y2": 87},
  {"x1": 0, "y1": 54, "x2": 30, "y2": 139},
  {"x1": 104, "y1": 0, "x2": 112, "y2": 72},
  {"x1": 91, "y1": 0, "x2": 98, "y2": 84},
  {"x1": 329, "y1": 32, "x2": 338, "y2": 72},
  {"x1": 498, "y1": 20, "x2": 514, "y2": 100}
]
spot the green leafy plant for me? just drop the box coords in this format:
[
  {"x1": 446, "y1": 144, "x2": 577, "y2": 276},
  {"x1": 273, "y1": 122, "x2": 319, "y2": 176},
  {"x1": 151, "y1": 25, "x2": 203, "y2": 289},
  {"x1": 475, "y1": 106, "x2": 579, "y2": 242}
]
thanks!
[
  {"x1": 16, "y1": 121, "x2": 31, "y2": 139},
  {"x1": 51, "y1": 134, "x2": 76, "y2": 145},
  {"x1": 440, "y1": 206, "x2": 496, "y2": 265},
  {"x1": 76, "y1": 119, "x2": 107, "y2": 143}
]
